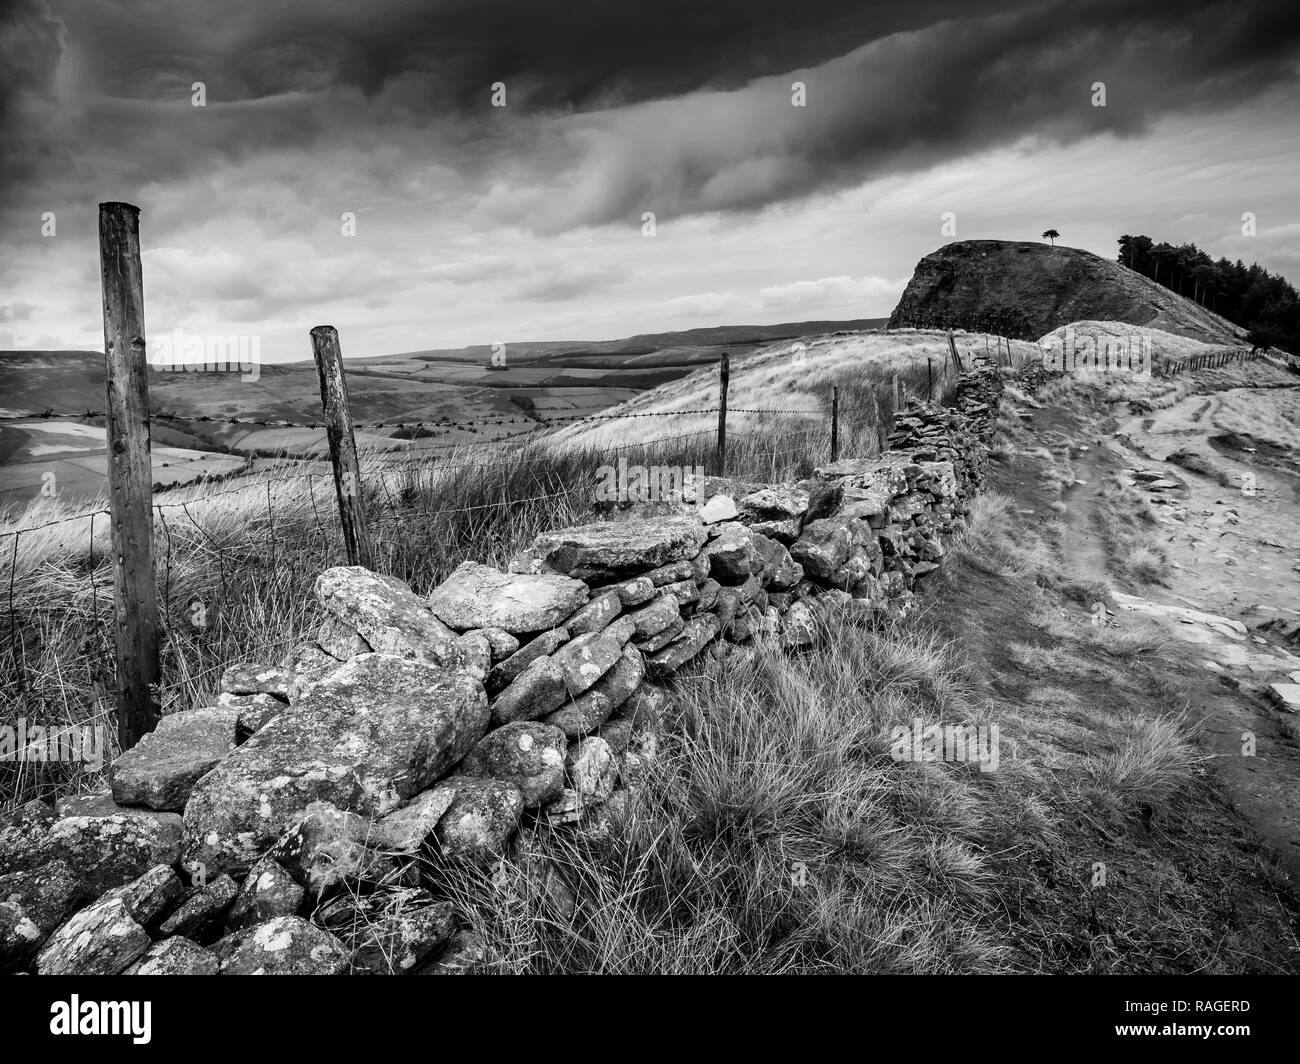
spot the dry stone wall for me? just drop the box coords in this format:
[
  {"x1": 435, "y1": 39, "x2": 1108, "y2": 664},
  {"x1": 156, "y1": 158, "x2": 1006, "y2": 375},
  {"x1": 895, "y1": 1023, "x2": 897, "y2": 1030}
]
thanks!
[{"x1": 0, "y1": 367, "x2": 1003, "y2": 975}]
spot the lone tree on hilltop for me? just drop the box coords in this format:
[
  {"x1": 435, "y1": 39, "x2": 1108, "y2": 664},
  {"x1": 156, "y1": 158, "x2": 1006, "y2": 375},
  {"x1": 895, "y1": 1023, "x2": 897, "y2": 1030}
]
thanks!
[{"x1": 1042, "y1": 229, "x2": 1060, "y2": 246}]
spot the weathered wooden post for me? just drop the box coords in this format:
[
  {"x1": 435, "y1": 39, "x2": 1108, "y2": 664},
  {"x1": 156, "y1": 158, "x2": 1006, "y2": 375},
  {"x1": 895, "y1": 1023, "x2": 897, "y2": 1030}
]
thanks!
[
  {"x1": 311, "y1": 326, "x2": 374, "y2": 569},
  {"x1": 716, "y1": 353, "x2": 729, "y2": 475},
  {"x1": 830, "y1": 385, "x2": 840, "y2": 462},
  {"x1": 947, "y1": 329, "x2": 962, "y2": 373},
  {"x1": 927, "y1": 358, "x2": 934, "y2": 400},
  {"x1": 98, "y1": 201, "x2": 161, "y2": 749}
]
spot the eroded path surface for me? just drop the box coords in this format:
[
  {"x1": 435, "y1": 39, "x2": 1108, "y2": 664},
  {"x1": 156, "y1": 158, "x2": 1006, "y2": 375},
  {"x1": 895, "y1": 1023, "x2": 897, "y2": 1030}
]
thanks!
[{"x1": 1019, "y1": 364, "x2": 1300, "y2": 883}]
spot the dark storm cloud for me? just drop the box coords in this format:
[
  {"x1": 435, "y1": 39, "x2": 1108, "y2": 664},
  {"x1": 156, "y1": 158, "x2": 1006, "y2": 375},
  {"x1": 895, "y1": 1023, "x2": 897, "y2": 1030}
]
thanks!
[{"x1": 1, "y1": 0, "x2": 1298, "y2": 228}]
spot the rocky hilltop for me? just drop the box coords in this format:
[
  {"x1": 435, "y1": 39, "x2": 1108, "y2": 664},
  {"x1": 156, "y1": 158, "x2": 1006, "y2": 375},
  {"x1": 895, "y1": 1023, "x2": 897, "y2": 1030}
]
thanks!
[{"x1": 888, "y1": 239, "x2": 1245, "y2": 344}]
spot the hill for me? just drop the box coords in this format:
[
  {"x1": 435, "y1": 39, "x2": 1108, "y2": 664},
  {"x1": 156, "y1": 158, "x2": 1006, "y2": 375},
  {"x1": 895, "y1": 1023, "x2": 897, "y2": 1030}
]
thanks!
[{"x1": 888, "y1": 240, "x2": 1246, "y2": 345}]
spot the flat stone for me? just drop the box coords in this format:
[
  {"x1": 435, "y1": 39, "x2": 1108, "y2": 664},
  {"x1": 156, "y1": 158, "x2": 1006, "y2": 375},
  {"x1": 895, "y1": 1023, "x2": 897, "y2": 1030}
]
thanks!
[
  {"x1": 101, "y1": 864, "x2": 185, "y2": 927},
  {"x1": 220, "y1": 662, "x2": 291, "y2": 698},
  {"x1": 515, "y1": 516, "x2": 707, "y2": 576},
  {"x1": 489, "y1": 655, "x2": 569, "y2": 726},
  {"x1": 212, "y1": 915, "x2": 350, "y2": 975},
  {"x1": 428, "y1": 561, "x2": 589, "y2": 634},
  {"x1": 485, "y1": 627, "x2": 569, "y2": 696},
  {"x1": 458, "y1": 721, "x2": 568, "y2": 807},
  {"x1": 35, "y1": 896, "x2": 150, "y2": 975},
  {"x1": 110, "y1": 705, "x2": 239, "y2": 811},
  {"x1": 317, "y1": 616, "x2": 372, "y2": 660},
  {"x1": 701, "y1": 522, "x2": 756, "y2": 583},
  {"x1": 738, "y1": 486, "x2": 810, "y2": 521},
  {"x1": 125, "y1": 936, "x2": 220, "y2": 975},
  {"x1": 626, "y1": 593, "x2": 681, "y2": 639},
  {"x1": 315, "y1": 566, "x2": 461, "y2": 668},
  {"x1": 221, "y1": 693, "x2": 287, "y2": 740},
  {"x1": 158, "y1": 874, "x2": 239, "y2": 940},
  {"x1": 182, "y1": 653, "x2": 488, "y2": 876},
  {"x1": 563, "y1": 590, "x2": 622, "y2": 636},
  {"x1": 699, "y1": 494, "x2": 739, "y2": 524},
  {"x1": 791, "y1": 519, "x2": 851, "y2": 580},
  {"x1": 0, "y1": 858, "x2": 84, "y2": 935},
  {"x1": 267, "y1": 802, "x2": 392, "y2": 899},
  {"x1": 369, "y1": 786, "x2": 461, "y2": 853},
  {"x1": 646, "y1": 614, "x2": 720, "y2": 679},
  {"x1": 566, "y1": 737, "x2": 617, "y2": 804},
  {"x1": 1, "y1": 811, "x2": 181, "y2": 902},
  {"x1": 1267, "y1": 684, "x2": 1300, "y2": 713},
  {"x1": 477, "y1": 628, "x2": 520, "y2": 662},
  {"x1": 612, "y1": 577, "x2": 656, "y2": 606},
  {"x1": 341, "y1": 893, "x2": 457, "y2": 975},
  {"x1": 225, "y1": 856, "x2": 305, "y2": 932},
  {"x1": 433, "y1": 778, "x2": 524, "y2": 863},
  {"x1": 553, "y1": 631, "x2": 624, "y2": 696},
  {"x1": 454, "y1": 630, "x2": 493, "y2": 682},
  {"x1": 544, "y1": 644, "x2": 645, "y2": 739},
  {"x1": 634, "y1": 617, "x2": 684, "y2": 654}
]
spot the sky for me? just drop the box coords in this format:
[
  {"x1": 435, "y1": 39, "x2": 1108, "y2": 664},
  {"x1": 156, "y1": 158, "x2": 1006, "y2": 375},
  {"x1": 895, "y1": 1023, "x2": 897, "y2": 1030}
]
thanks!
[{"x1": 1, "y1": 0, "x2": 1298, "y2": 362}]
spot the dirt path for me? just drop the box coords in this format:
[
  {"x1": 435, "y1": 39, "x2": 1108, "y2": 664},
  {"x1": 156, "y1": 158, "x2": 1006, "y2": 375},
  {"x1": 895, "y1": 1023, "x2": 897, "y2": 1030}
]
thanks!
[{"x1": 1020, "y1": 379, "x2": 1300, "y2": 885}]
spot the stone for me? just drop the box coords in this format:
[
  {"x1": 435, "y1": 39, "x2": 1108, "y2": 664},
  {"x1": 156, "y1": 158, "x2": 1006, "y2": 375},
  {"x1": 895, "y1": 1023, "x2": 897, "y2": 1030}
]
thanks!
[
  {"x1": 281, "y1": 643, "x2": 344, "y2": 705},
  {"x1": 428, "y1": 561, "x2": 589, "y2": 634},
  {"x1": 660, "y1": 579, "x2": 700, "y2": 606},
  {"x1": 226, "y1": 857, "x2": 305, "y2": 932},
  {"x1": 433, "y1": 779, "x2": 525, "y2": 863},
  {"x1": 369, "y1": 786, "x2": 460, "y2": 853},
  {"x1": 35, "y1": 896, "x2": 150, "y2": 976},
  {"x1": 315, "y1": 566, "x2": 461, "y2": 668},
  {"x1": 634, "y1": 616, "x2": 684, "y2": 654},
  {"x1": 158, "y1": 874, "x2": 239, "y2": 940},
  {"x1": 515, "y1": 516, "x2": 707, "y2": 576},
  {"x1": 791, "y1": 519, "x2": 851, "y2": 580},
  {"x1": 646, "y1": 614, "x2": 720, "y2": 679},
  {"x1": 459, "y1": 721, "x2": 568, "y2": 807},
  {"x1": 477, "y1": 628, "x2": 520, "y2": 662},
  {"x1": 221, "y1": 692, "x2": 286, "y2": 740},
  {"x1": 485, "y1": 627, "x2": 569, "y2": 696},
  {"x1": 125, "y1": 936, "x2": 219, "y2": 975},
  {"x1": 613, "y1": 576, "x2": 656, "y2": 606},
  {"x1": 779, "y1": 601, "x2": 817, "y2": 647},
  {"x1": 268, "y1": 802, "x2": 392, "y2": 899},
  {"x1": 317, "y1": 616, "x2": 372, "y2": 659},
  {"x1": 1, "y1": 811, "x2": 181, "y2": 902},
  {"x1": 766, "y1": 543, "x2": 804, "y2": 591},
  {"x1": 454, "y1": 630, "x2": 493, "y2": 681},
  {"x1": 626, "y1": 593, "x2": 682, "y2": 639},
  {"x1": 212, "y1": 915, "x2": 350, "y2": 975},
  {"x1": 553, "y1": 631, "x2": 624, "y2": 696},
  {"x1": 699, "y1": 494, "x2": 739, "y2": 523},
  {"x1": 566, "y1": 738, "x2": 618, "y2": 804},
  {"x1": 562, "y1": 590, "x2": 622, "y2": 636},
  {"x1": 748, "y1": 518, "x2": 801, "y2": 544},
  {"x1": 220, "y1": 662, "x2": 291, "y2": 698},
  {"x1": 419, "y1": 930, "x2": 485, "y2": 975},
  {"x1": 0, "y1": 800, "x2": 53, "y2": 830},
  {"x1": 696, "y1": 578, "x2": 721, "y2": 611},
  {"x1": 101, "y1": 864, "x2": 185, "y2": 927},
  {"x1": 738, "y1": 485, "x2": 810, "y2": 521},
  {"x1": 643, "y1": 559, "x2": 698, "y2": 586},
  {"x1": 0, "y1": 858, "x2": 83, "y2": 935},
  {"x1": 544, "y1": 645, "x2": 646, "y2": 739},
  {"x1": 489, "y1": 656, "x2": 569, "y2": 725},
  {"x1": 1267, "y1": 684, "x2": 1300, "y2": 713},
  {"x1": 341, "y1": 893, "x2": 457, "y2": 975},
  {"x1": 0, "y1": 901, "x2": 43, "y2": 970},
  {"x1": 603, "y1": 614, "x2": 638, "y2": 645},
  {"x1": 701, "y1": 522, "x2": 756, "y2": 583},
  {"x1": 110, "y1": 705, "x2": 240, "y2": 811},
  {"x1": 182, "y1": 653, "x2": 488, "y2": 876}
]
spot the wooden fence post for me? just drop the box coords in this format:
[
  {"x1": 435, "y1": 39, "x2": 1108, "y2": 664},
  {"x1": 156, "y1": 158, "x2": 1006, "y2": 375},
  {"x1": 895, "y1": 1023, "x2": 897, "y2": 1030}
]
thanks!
[
  {"x1": 716, "y1": 353, "x2": 729, "y2": 474},
  {"x1": 947, "y1": 329, "x2": 962, "y2": 373},
  {"x1": 311, "y1": 326, "x2": 374, "y2": 569},
  {"x1": 927, "y1": 358, "x2": 934, "y2": 401},
  {"x1": 98, "y1": 201, "x2": 160, "y2": 749},
  {"x1": 830, "y1": 385, "x2": 839, "y2": 462}
]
